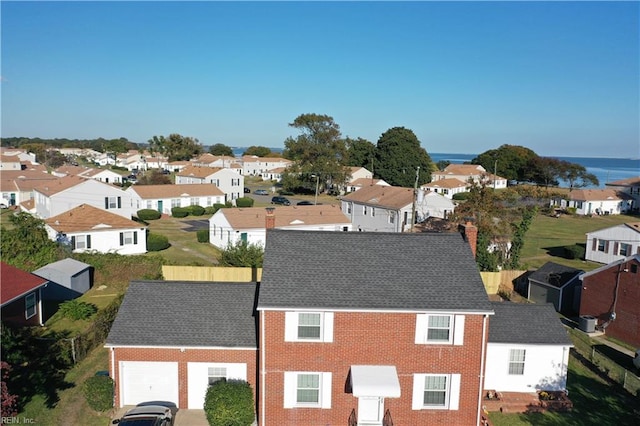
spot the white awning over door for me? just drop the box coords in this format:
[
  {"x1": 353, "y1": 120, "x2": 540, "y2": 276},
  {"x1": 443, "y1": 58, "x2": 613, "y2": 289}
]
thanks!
[{"x1": 350, "y1": 365, "x2": 401, "y2": 398}]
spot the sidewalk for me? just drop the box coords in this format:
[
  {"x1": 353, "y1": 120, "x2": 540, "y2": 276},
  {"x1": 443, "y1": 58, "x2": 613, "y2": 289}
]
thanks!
[{"x1": 590, "y1": 334, "x2": 635, "y2": 358}]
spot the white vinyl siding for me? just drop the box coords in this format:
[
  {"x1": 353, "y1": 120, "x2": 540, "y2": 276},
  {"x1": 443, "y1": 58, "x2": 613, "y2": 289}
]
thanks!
[
  {"x1": 283, "y1": 372, "x2": 332, "y2": 409},
  {"x1": 284, "y1": 312, "x2": 334, "y2": 342},
  {"x1": 412, "y1": 373, "x2": 460, "y2": 410},
  {"x1": 415, "y1": 314, "x2": 464, "y2": 345}
]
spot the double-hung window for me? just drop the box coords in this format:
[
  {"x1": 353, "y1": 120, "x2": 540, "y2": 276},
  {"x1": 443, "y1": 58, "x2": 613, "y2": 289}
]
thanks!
[
  {"x1": 412, "y1": 373, "x2": 460, "y2": 410},
  {"x1": 25, "y1": 292, "x2": 37, "y2": 319},
  {"x1": 283, "y1": 372, "x2": 332, "y2": 409},
  {"x1": 120, "y1": 231, "x2": 137, "y2": 246},
  {"x1": 284, "y1": 312, "x2": 333, "y2": 342},
  {"x1": 619, "y1": 243, "x2": 631, "y2": 256},
  {"x1": 597, "y1": 239, "x2": 607, "y2": 252},
  {"x1": 508, "y1": 349, "x2": 526, "y2": 375},
  {"x1": 415, "y1": 314, "x2": 464, "y2": 345},
  {"x1": 208, "y1": 367, "x2": 227, "y2": 385},
  {"x1": 105, "y1": 196, "x2": 121, "y2": 209}
]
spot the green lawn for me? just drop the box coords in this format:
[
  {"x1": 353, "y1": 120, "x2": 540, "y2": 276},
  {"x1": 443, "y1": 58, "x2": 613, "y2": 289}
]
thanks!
[
  {"x1": 488, "y1": 351, "x2": 639, "y2": 426},
  {"x1": 520, "y1": 213, "x2": 636, "y2": 270}
]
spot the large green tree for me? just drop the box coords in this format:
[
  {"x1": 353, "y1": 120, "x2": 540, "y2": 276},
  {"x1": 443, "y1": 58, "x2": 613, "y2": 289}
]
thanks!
[
  {"x1": 472, "y1": 145, "x2": 538, "y2": 182},
  {"x1": 345, "y1": 137, "x2": 376, "y2": 171},
  {"x1": 0, "y1": 213, "x2": 63, "y2": 270},
  {"x1": 282, "y1": 113, "x2": 348, "y2": 193},
  {"x1": 243, "y1": 146, "x2": 273, "y2": 157},
  {"x1": 209, "y1": 143, "x2": 234, "y2": 156},
  {"x1": 558, "y1": 161, "x2": 599, "y2": 191},
  {"x1": 374, "y1": 127, "x2": 432, "y2": 187},
  {"x1": 147, "y1": 134, "x2": 203, "y2": 162}
]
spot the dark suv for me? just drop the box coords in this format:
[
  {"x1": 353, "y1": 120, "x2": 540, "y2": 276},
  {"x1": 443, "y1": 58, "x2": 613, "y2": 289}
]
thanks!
[{"x1": 271, "y1": 196, "x2": 291, "y2": 206}]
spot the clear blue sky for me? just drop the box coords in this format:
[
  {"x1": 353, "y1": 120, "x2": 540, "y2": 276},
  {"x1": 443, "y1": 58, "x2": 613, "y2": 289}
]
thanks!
[{"x1": 1, "y1": 1, "x2": 638, "y2": 158}]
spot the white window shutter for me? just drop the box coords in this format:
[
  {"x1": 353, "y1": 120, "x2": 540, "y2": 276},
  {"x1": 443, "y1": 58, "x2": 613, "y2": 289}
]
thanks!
[
  {"x1": 284, "y1": 312, "x2": 297, "y2": 342},
  {"x1": 415, "y1": 314, "x2": 427, "y2": 344},
  {"x1": 453, "y1": 315, "x2": 465, "y2": 346},
  {"x1": 411, "y1": 374, "x2": 424, "y2": 410},
  {"x1": 321, "y1": 372, "x2": 332, "y2": 409},
  {"x1": 323, "y1": 312, "x2": 334, "y2": 343},
  {"x1": 283, "y1": 372, "x2": 296, "y2": 408},
  {"x1": 449, "y1": 374, "x2": 461, "y2": 410}
]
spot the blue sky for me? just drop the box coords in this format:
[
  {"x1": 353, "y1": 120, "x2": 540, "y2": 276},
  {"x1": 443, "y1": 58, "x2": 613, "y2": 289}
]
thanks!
[{"x1": 1, "y1": 1, "x2": 638, "y2": 158}]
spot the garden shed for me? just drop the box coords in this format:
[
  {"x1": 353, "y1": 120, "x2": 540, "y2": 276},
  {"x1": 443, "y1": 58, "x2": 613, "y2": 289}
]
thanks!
[{"x1": 527, "y1": 262, "x2": 583, "y2": 315}]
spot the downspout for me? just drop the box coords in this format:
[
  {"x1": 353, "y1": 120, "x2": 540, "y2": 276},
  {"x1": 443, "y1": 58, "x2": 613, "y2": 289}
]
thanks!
[
  {"x1": 261, "y1": 310, "x2": 266, "y2": 426},
  {"x1": 476, "y1": 314, "x2": 489, "y2": 426},
  {"x1": 110, "y1": 347, "x2": 116, "y2": 406}
]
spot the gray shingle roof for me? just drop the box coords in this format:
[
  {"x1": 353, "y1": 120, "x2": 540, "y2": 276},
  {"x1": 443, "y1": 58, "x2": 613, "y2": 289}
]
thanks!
[
  {"x1": 529, "y1": 262, "x2": 583, "y2": 288},
  {"x1": 33, "y1": 258, "x2": 91, "y2": 278},
  {"x1": 258, "y1": 230, "x2": 492, "y2": 312},
  {"x1": 106, "y1": 281, "x2": 257, "y2": 348},
  {"x1": 489, "y1": 302, "x2": 572, "y2": 345}
]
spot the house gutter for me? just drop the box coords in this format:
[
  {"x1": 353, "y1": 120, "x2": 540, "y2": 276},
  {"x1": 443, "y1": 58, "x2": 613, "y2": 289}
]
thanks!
[
  {"x1": 476, "y1": 313, "x2": 489, "y2": 426},
  {"x1": 260, "y1": 310, "x2": 266, "y2": 426}
]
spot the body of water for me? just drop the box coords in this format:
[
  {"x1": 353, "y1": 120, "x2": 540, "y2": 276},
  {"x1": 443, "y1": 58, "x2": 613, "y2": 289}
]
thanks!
[{"x1": 234, "y1": 148, "x2": 638, "y2": 189}]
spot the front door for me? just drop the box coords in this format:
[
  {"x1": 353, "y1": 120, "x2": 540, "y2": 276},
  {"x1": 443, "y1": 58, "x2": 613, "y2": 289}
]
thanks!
[
  {"x1": 157, "y1": 200, "x2": 163, "y2": 213},
  {"x1": 358, "y1": 397, "x2": 383, "y2": 425}
]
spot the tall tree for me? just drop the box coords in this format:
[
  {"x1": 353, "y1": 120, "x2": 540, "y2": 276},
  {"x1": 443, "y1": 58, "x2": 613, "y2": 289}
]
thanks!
[
  {"x1": 209, "y1": 143, "x2": 234, "y2": 156},
  {"x1": 374, "y1": 127, "x2": 432, "y2": 187},
  {"x1": 0, "y1": 213, "x2": 62, "y2": 270},
  {"x1": 558, "y1": 162, "x2": 599, "y2": 191},
  {"x1": 148, "y1": 134, "x2": 203, "y2": 161},
  {"x1": 282, "y1": 113, "x2": 348, "y2": 193},
  {"x1": 345, "y1": 137, "x2": 376, "y2": 171},
  {"x1": 472, "y1": 145, "x2": 538, "y2": 182}
]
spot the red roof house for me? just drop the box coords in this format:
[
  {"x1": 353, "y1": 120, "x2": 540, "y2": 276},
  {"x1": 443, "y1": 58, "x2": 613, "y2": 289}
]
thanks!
[{"x1": 1, "y1": 262, "x2": 49, "y2": 326}]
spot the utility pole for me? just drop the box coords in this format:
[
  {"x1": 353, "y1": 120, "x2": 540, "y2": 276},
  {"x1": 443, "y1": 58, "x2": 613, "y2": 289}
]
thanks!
[
  {"x1": 494, "y1": 159, "x2": 497, "y2": 190},
  {"x1": 410, "y1": 166, "x2": 420, "y2": 233}
]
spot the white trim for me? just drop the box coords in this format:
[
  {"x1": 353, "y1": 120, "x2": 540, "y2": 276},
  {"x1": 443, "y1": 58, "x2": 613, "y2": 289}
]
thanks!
[
  {"x1": 412, "y1": 373, "x2": 461, "y2": 410},
  {"x1": 260, "y1": 310, "x2": 266, "y2": 426},
  {"x1": 453, "y1": 315, "x2": 465, "y2": 346},
  {"x1": 258, "y1": 307, "x2": 495, "y2": 315},
  {"x1": 284, "y1": 311, "x2": 334, "y2": 343},
  {"x1": 284, "y1": 371, "x2": 332, "y2": 409},
  {"x1": 103, "y1": 344, "x2": 256, "y2": 350},
  {"x1": 476, "y1": 314, "x2": 488, "y2": 426}
]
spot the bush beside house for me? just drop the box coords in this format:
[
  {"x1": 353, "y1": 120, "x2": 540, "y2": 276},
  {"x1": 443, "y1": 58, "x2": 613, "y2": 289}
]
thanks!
[
  {"x1": 136, "y1": 209, "x2": 161, "y2": 221},
  {"x1": 204, "y1": 379, "x2": 255, "y2": 426},
  {"x1": 147, "y1": 233, "x2": 170, "y2": 251},
  {"x1": 82, "y1": 375, "x2": 114, "y2": 411}
]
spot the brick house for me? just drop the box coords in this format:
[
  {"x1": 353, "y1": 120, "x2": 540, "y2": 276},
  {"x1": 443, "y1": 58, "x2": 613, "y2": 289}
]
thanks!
[
  {"x1": 256, "y1": 228, "x2": 492, "y2": 426},
  {"x1": 105, "y1": 281, "x2": 257, "y2": 409},
  {"x1": 579, "y1": 254, "x2": 640, "y2": 347}
]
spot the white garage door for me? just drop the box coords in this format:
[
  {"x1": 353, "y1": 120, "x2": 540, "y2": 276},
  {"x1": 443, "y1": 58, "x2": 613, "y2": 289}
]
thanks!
[
  {"x1": 187, "y1": 362, "x2": 247, "y2": 409},
  {"x1": 120, "y1": 361, "x2": 179, "y2": 408}
]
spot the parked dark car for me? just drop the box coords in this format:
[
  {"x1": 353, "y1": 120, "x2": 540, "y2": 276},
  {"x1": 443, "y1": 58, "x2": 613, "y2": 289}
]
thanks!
[
  {"x1": 296, "y1": 200, "x2": 314, "y2": 206},
  {"x1": 254, "y1": 189, "x2": 269, "y2": 196},
  {"x1": 271, "y1": 196, "x2": 291, "y2": 206},
  {"x1": 244, "y1": 187, "x2": 251, "y2": 193},
  {"x1": 113, "y1": 403, "x2": 173, "y2": 426}
]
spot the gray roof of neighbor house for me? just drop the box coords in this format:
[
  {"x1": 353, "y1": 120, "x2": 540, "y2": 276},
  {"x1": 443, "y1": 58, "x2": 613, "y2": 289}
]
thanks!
[
  {"x1": 529, "y1": 262, "x2": 583, "y2": 288},
  {"x1": 106, "y1": 281, "x2": 257, "y2": 348},
  {"x1": 489, "y1": 302, "x2": 572, "y2": 345},
  {"x1": 258, "y1": 230, "x2": 493, "y2": 312}
]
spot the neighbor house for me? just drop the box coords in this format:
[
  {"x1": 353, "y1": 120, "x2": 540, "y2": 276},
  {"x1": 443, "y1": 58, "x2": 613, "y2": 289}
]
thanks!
[
  {"x1": 0, "y1": 154, "x2": 23, "y2": 171},
  {"x1": 175, "y1": 166, "x2": 244, "y2": 203},
  {"x1": 527, "y1": 262, "x2": 584, "y2": 316},
  {"x1": 33, "y1": 176, "x2": 133, "y2": 219},
  {"x1": 421, "y1": 178, "x2": 469, "y2": 199},
  {"x1": 208, "y1": 204, "x2": 351, "y2": 249},
  {"x1": 579, "y1": 254, "x2": 640, "y2": 347},
  {"x1": 44, "y1": 204, "x2": 147, "y2": 255},
  {"x1": 431, "y1": 164, "x2": 507, "y2": 189},
  {"x1": 1, "y1": 262, "x2": 49, "y2": 327},
  {"x1": 345, "y1": 178, "x2": 390, "y2": 194},
  {"x1": 105, "y1": 281, "x2": 258, "y2": 409},
  {"x1": 341, "y1": 185, "x2": 455, "y2": 232},
  {"x1": 605, "y1": 176, "x2": 640, "y2": 211},
  {"x1": 241, "y1": 156, "x2": 292, "y2": 177},
  {"x1": 1, "y1": 170, "x2": 58, "y2": 207},
  {"x1": 585, "y1": 222, "x2": 640, "y2": 264},
  {"x1": 484, "y1": 302, "x2": 572, "y2": 395},
  {"x1": 127, "y1": 184, "x2": 225, "y2": 215},
  {"x1": 551, "y1": 189, "x2": 634, "y2": 215},
  {"x1": 256, "y1": 229, "x2": 492, "y2": 426}
]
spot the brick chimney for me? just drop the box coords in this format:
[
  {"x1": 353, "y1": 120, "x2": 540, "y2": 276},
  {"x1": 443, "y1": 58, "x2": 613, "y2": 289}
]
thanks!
[
  {"x1": 458, "y1": 220, "x2": 478, "y2": 258},
  {"x1": 265, "y1": 207, "x2": 276, "y2": 230}
]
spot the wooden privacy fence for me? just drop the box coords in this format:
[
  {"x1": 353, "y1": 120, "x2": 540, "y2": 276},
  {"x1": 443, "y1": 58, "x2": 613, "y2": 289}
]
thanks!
[
  {"x1": 163, "y1": 266, "x2": 523, "y2": 296},
  {"x1": 162, "y1": 265, "x2": 262, "y2": 282},
  {"x1": 480, "y1": 270, "x2": 526, "y2": 295}
]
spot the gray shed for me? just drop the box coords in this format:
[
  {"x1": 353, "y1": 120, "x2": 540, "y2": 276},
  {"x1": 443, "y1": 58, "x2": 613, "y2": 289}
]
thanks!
[
  {"x1": 33, "y1": 258, "x2": 93, "y2": 298},
  {"x1": 527, "y1": 262, "x2": 583, "y2": 315}
]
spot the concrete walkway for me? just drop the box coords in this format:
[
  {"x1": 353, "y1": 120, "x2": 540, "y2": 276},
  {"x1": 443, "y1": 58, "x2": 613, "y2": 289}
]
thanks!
[{"x1": 590, "y1": 334, "x2": 635, "y2": 358}]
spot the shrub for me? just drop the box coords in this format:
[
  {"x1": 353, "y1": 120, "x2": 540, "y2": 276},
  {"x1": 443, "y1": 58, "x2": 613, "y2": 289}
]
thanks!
[
  {"x1": 83, "y1": 375, "x2": 114, "y2": 411},
  {"x1": 278, "y1": 190, "x2": 294, "y2": 196},
  {"x1": 187, "y1": 205, "x2": 206, "y2": 216},
  {"x1": 197, "y1": 229, "x2": 209, "y2": 243},
  {"x1": 172, "y1": 207, "x2": 189, "y2": 218},
  {"x1": 452, "y1": 192, "x2": 471, "y2": 201},
  {"x1": 137, "y1": 209, "x2": 161, "y2": 221},
  {"x1": 564, "y1": 244, "x2": 585, "y2": 260},
  {"x1": 235, "y1": 197, "x2": 254, "y2": 208},
  {"x1": 204, "y1": 379, "x2": 255, "y2": 426},
  {"x1": 566, "y1": 207, "x2": 577, "y2": 215},
  {"x1": 147, "y1": 233, "x2": 170, "y2": 251},
  {"x1": 58, "y1": 300, "x2": 97, "y2": 320},
  {"x1": 213, "y1": 203, "x2": 227, "y2": 212}
]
